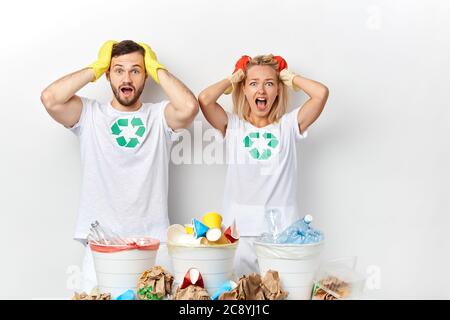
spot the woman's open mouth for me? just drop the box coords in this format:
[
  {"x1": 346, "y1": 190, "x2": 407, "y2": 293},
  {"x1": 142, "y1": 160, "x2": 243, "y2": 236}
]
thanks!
[{"x1": 255, "y1": 98, "x2": 267, "y2": 111}]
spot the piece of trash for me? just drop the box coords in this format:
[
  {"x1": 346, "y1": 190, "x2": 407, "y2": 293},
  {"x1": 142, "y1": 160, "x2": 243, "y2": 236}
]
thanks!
[
  {"x1": 168, "y1": 213, "x2": 239, "y2": 246},
  {"x1": 115, "y1": 289, "x2": 135, "y2": 300},
  {"x1": 193, "y1": 218, "x2": 209, "y2": 239},
  {"x1": 219, "y1": 270, "x2": 288, "y2": 300},
  {"x1": 180, "y1": 268, "x2": 204, "y2": 289},
  {"x1": 72, "y1": 287, "x2": 111, "y2": 300},
  {"x1": 224, "y1": 219, "x2": 240, "y2": 243},
  {"x1": 184, "y1": 224, "x2": 194, "y2": 234},
  {"x1": 137, "y1": 266, "x2": 174, "y2": 300},
  {"x1": 312, "y1": 257, "x2": 366, "y2": 300},
  {"x1": 87, "y1": 220, "x2": 128, "y2": 245},
  {"x1": 202, "y1": 212, "x2": 222, "y2": 228},
  {"x1": 206, "y1": 228, "x2": 222, "y2": 242},
  {"x1": 173, "y1": 285, "x2": 211, "y2": 300},
  {"x1": 260, "y1": 214, "x2": 324, "y2": 244},
  {"x1": 211, "y1": 280, "x2": 237, "y2": 300}
]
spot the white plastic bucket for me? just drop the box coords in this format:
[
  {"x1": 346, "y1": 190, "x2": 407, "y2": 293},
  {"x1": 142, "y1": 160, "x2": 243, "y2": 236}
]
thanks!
[
  {"x1": 167, "y1": 242, "x2": 238, "y2": 295},
  {"x1": 90, "y1": 238, "x2": 159, "y2": 296},
  {"x1": 254, "y1": 241, "x2": 324, "y2": 300}
]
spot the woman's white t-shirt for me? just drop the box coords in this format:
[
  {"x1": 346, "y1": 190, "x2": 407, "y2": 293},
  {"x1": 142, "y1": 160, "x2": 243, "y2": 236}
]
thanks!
[{"x1": 222, "y1": 107, "x2": 307, "y2": 236}]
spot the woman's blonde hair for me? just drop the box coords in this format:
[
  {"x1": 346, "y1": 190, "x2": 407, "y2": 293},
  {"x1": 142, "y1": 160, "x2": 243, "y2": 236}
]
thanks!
[{"x1": 232, "y1": 54, "x2": 289, "y2": 123}]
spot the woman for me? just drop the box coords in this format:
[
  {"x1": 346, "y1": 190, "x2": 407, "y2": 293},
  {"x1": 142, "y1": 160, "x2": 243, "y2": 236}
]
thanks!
[{"x1": 198, "y1": 54, "x2": 329, "y2": 276}]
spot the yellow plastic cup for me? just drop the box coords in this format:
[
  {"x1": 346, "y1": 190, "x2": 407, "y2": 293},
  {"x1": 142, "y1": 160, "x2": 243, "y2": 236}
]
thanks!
[
  {"x1": 184, "y1": 224, "x2": 194, "y2": 234},
  {"x1": 202, "y1": 212, "x2": 223, "y2": 229}
]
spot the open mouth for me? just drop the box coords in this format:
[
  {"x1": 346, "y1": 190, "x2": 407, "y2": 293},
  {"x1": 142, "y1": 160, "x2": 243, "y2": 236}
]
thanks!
[
  {"x1": 120, "y1": 86, "x2": 134, "y2": 97},
  {"x1": 255, "y1": 98, "x2": 267, "y2": 110}
]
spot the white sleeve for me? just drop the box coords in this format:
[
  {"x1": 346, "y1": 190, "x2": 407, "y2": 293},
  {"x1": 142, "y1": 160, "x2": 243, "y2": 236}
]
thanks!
[
  {"x1": 68, "y1": 96, "x2": 93, "y2": 136},
  {"x1": 288, "y1": 107, "x2": 308, "y2": 141},
  {"x1": 159, "y1": 100, "x2": 182, "y2": 142},
  {"x1": 223, "y1": 111, "x2": 240, "y2": 140}
]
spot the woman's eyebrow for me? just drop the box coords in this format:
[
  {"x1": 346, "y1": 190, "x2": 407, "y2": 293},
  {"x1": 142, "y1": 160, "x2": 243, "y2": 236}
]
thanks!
[{"x1": 249, "y1": 77, "x2": 275, "y2": 81}]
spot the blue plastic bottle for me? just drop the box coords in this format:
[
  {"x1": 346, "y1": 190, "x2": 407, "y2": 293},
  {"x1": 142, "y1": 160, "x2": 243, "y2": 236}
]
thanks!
[{"x1": 275, "y1": 214, "x2": 315, "y2": 244}]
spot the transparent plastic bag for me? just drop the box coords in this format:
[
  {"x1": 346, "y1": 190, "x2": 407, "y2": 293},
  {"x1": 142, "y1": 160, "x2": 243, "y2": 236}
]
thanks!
[
  {"x1": 312, "y1": 257, "x2": 366, "y2": 300},
  {"x1": 259, "y1": 209, "x2": 283, "y2": 243},
  {"x1": 87, "y1": 221, "x2": 128, "y2": 245}
]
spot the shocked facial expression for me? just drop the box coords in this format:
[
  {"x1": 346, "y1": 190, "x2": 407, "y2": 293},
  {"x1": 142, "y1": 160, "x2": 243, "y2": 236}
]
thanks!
[
  {"x1": 106, "y1": 51, "x2": 147, "y2": 107},
  {"x1": 243, "y1": 65, "x2": 280, "y2": 118}
]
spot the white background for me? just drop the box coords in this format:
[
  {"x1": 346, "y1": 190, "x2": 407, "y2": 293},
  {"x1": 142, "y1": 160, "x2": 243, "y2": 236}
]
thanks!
[{"x1": 0, "y1": 0, "x2": 449, "y2": 299}]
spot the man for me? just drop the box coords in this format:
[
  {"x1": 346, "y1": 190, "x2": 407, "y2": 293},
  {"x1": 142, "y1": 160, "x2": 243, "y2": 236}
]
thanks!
[{"x1": 40, "y1": 40, "x2": 198, "y2": 292}]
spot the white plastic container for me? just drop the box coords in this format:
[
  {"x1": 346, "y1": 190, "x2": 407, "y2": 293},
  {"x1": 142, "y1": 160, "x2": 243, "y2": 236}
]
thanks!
[
  {"x1": 90, "y1": 238, "x2": 160, "y2": 297},
  {"x1": 167, "y1": 242, "x2": 238, "y2": 295},
  {"x1": 254, "y1": 240, "x2": 324, "y2": 300}
]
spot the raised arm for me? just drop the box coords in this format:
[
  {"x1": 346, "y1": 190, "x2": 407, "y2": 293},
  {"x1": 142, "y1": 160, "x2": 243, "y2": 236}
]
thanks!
[
  {"x1": 40, "y1": 69, "x2": 93, "y2": 128},
  {"x1": 198, "y1": 78, "x2": 230, "y2": 136},
  {"x1": 281, "y1": 68, "x2": 329, "y2": 134},
  {"x1": 40, "y1": 40, "x2": 116, "y2": 128},
  {"x1": 139, "y1": 42, "x2": 198, "y2": 131},
  {"x1": 158, "y1": 69, "x2": 199, "y2": 130},
  {"x1": 294, "y1": 75, "x2": 329, "y2": 134},
  {"x1": 198, "y1": 68, "x2": 245, "y2": 136}
]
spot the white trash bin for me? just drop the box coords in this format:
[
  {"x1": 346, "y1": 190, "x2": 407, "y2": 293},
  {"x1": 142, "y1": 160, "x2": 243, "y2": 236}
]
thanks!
[
  {"x1": 254, "y1": 240, "x2": 324, "y2": 300},
  {"x1": 168, "y1": 242, "x2": 238, "y2": 295},
  {"x1": 90, "y1": 238, "x2": 160, "y2": 297}
]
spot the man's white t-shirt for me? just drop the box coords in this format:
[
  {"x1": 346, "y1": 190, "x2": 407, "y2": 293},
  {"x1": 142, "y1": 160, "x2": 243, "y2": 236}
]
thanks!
[
  {"x1": 69, "y1": 97, "x2": 180, "y2": 242},
  {"x1": 222, "y1": 107, "x2": 307, "y2": 236}
]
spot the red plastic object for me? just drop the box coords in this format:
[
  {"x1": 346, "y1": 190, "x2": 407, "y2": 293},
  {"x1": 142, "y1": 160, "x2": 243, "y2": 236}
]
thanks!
[
  {"x1": 89, "y1": 237, "x2": 160, "y2": 253},
  {"x1": 180, "y1": 268, "x2": 204, "y2": 289}
]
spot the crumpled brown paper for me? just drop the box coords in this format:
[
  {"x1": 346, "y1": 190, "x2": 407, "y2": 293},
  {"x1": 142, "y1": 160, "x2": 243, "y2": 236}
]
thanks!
[
  {"x1": 219, "y1": 270, "x2": 288, "y2": 300},
  {"x1": 72, "y1": 287, "x2": 111, "y2": 300},
  {"x1": 173, "y1": 284, "x2": 211, "y2": 300},
  {"x1": 137, "y1": 265, "x2": 174, "y2": 300},
  {"x1": 260, "y1": 269, "x2": 288, "y2": 300}
]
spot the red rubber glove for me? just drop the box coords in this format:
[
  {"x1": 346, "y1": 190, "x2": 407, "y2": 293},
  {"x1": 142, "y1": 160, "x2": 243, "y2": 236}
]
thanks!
[
  {"x1": 273, "y1": 55, "x2": 288, "y2": 71},
  {"x1": 275, "y1": 56, "x2": 301, "y2": 91},
  {"x1": 224, "y1": 55, "x2": 251, "y2": 95}
]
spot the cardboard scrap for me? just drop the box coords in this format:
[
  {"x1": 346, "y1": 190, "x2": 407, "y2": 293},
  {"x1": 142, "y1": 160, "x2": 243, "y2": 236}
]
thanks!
[
  {"x1": 137, "y1": 265, "x2": 174, "y2": 300},
  {"x1": 72, "y1": 287, "x2": 111, "y2": 300},
  {"x1": 173, "y1": 284, "x2": 211, "y2": 300},
  {"x1": 260, "y1": 269, "x2": 288, "y2": 300},
  {"x1": 219, "y1": 270, "x2": 288, "y2": 300}
]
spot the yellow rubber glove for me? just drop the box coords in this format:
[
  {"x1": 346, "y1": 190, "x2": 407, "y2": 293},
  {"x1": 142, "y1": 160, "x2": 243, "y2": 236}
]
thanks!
[
  {"x1": 280, "y1": 69, "x2": 301, "y2": 91},
  {"x1": 138, "y1": 42, "x2": 166, "y2": 84},
  {"x1": 224, "y1": 69, "x2": 245, "y2": 95},
  {"x1": 87, "y1": 40, "x2": 118, "y2": 82}
]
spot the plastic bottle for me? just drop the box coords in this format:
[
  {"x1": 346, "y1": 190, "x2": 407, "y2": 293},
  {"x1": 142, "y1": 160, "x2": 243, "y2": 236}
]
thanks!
[
  {"x1": 264, "y1": 209, "x2": 283, "y2": 241},
  {"x1": 89, "y1": 221, "x2": 128, "y2": 245},
  {"x1": 89, "y1": 221, "x2": 108, "y2": 244},
  {"x1": 275, "y1": 214, "x2": 314, "y2": 244}
]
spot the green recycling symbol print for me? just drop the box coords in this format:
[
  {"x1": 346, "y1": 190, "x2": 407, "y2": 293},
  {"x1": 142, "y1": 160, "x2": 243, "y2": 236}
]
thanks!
[
  {"x1": 243, "y1": 131, "x2": 279, "y2": 160},
  {"x1": 110, "y1": 117, "x2": 146, "y2": 148}
]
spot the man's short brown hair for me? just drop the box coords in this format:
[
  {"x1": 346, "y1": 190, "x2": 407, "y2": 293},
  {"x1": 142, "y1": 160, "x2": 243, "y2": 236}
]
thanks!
[{"x1": 111, "y1": 40, "x2": 145, "y2": 58}]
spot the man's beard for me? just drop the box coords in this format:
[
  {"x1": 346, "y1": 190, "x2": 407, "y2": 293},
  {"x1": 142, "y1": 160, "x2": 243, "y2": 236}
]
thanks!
[{"x1": 111, "y1": 83, "x2": 145, "y2": 107}]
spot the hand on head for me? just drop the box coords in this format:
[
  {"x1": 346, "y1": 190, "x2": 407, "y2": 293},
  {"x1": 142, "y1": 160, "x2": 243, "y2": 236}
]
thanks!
[
  {"x1": 138, "y1": 42, "x2": 166, "y2": 84},
  {"x1": 224, "y1": 55, "x2": 251, "y2": 94},
  {"x1": 88, "y1": 40, "x2": 118, "y2": 82}
]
